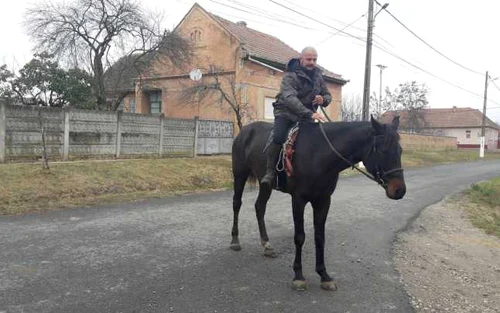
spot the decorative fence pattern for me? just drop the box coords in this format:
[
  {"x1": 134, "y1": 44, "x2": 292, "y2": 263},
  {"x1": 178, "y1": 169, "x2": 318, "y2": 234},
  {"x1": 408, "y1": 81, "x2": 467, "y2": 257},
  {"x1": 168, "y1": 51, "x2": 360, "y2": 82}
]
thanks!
[{"x1": 0, "y1": 103, "x2": 234, "y2": 162}]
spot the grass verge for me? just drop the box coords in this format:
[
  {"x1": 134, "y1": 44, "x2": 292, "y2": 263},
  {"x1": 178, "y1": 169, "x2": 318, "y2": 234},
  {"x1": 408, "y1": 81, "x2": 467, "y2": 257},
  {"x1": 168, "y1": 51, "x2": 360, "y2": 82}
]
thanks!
[
  {"x1": 462, "y1": 177, "x2": 500, "y2": 238},
  {"x1": 1, "y1": 150, "x2": 499, "y2": 215},
  {"x1": 0, "y1": 157, "x2": 232, "y2": 215}
]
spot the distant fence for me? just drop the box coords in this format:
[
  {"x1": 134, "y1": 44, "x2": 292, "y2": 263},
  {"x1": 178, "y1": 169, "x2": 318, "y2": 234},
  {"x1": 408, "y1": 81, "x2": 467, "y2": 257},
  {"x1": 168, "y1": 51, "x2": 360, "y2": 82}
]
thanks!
[
  {"x1": 400, "y1": 132, "x2": 457, "y2": 151},
  {"x1": 0, "y1": 103, "x2": 233, "y2": 162}
]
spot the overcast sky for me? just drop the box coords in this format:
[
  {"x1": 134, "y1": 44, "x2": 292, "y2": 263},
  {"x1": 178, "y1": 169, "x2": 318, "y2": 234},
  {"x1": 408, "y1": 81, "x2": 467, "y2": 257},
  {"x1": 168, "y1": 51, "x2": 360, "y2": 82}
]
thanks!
[{"x1": 2, "y1": 0, "x2": 499, "y2": 122}]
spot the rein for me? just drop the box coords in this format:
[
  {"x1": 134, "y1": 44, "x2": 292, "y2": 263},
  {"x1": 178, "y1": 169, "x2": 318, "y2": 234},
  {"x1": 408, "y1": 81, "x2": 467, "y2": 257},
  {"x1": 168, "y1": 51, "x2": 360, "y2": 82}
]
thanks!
[
  {"x1": 317, "y1": 107, "x2": 403, "y2": 187},
  {"x1": 318, "y1": 123, "x2": 386, "y2": 186}
]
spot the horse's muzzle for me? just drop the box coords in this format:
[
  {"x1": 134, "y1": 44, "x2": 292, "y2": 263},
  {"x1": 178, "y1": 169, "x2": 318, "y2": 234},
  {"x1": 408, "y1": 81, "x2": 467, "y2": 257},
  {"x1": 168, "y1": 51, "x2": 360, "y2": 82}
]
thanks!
[{"x1": 385, "y1": 179, "x2": 406, "y2": 200}]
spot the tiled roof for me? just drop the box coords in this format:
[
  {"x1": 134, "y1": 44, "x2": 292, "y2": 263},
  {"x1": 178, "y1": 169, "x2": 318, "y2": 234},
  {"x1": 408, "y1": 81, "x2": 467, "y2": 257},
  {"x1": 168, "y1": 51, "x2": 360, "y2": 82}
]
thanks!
[
  {"x1": 104, "y1": 53, "x2": 156, "y2": 93},
  {"x1": 380, "y1": 108, "x2": 500, "y2": 130},
  {"x1": 211, "y1": 14, "x2": 344, "y2": 81}
]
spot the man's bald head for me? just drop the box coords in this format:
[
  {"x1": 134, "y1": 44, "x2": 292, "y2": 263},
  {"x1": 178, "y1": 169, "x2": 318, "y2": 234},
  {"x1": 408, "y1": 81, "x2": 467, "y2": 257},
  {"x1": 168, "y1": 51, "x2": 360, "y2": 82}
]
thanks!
[
  {"x1": 299, "y1": 46, "x2": 318, "y2": 70},
  {"x1": 300, "y1": 46, "x2": 317, "y2": 55}
]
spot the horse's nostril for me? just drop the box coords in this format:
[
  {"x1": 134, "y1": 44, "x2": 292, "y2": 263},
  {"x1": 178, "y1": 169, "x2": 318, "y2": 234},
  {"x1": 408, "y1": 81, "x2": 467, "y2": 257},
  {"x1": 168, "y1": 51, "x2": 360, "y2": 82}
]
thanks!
[{"x1": 395, "y1": 187, "x2": 406, "y2": 198}]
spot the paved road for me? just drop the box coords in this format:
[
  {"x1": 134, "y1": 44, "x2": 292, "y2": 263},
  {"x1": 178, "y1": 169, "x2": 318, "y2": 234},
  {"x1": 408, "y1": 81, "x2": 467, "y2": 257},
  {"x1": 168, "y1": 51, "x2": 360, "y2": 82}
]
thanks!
[{"x1": 1, "y1": 161, "x2": 499, "y2": 313}]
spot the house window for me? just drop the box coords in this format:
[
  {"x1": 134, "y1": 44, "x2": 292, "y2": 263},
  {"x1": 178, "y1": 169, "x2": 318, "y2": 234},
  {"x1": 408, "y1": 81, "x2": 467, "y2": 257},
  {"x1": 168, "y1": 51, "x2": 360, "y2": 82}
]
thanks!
[
  {"x1": 264, "y1": 97, "x2": 275, "y2": 120},
  {"x1": 129, "y1": 99, "x2": 136, "y2": 113},
  {"x1": 149, "y1": 91, "x2": 162, "y2": 114},
  {"x1": 466, "y1": 130, "x2": 471, "y2": 139},
  {"x1": 190, "y1": 29, "x2": 202, "y2": 42}
]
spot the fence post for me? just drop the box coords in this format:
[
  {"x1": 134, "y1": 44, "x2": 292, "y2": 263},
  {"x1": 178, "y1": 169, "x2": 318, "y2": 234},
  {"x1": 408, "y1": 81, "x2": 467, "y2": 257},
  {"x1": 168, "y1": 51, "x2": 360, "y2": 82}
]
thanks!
[
  {"x1": 0, "y1": 102, "x2": 5, "y2": 163},
  {"x1": 159, "y1": 113, "x2": 165, "y2": 157},
  {"x1": 116, "y1": 110, "x2": 123, "y2": 158},
  {"x1": 63, "y1": 107, "x2": 70, "y2": 161},
  {"x1": 193, "y1": 116, "x2": 199, "y2": 158}
]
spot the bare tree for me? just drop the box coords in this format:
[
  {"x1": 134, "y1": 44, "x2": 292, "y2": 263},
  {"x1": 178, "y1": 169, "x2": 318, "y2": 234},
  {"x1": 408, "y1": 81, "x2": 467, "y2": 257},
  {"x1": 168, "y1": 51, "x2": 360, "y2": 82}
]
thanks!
[
  {"x1": 25, "y1": 0, "x2": 191, "y2": 111},
  {"x1": 369, "y1": 87, "x2": 400, "y2": 119},
  {"x1": 386, "y1": 81, "x2": 429, "y2": 133},
  {"x1": 180, "y1": 66, "x2": 255, "y2": 131},
  {"x1": 341, "y1": 93, "x2": 362, "y2": 122}
]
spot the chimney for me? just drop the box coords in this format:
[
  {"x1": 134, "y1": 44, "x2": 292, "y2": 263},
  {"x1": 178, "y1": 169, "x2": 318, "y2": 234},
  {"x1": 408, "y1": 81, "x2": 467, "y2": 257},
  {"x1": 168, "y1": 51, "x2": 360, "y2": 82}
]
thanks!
[
  {"x1": 236, "y1": 21, "x2": 247, "y2": 27},
  {"x1": 452, "y1": 106, "x2": 457, "y2": 112}
]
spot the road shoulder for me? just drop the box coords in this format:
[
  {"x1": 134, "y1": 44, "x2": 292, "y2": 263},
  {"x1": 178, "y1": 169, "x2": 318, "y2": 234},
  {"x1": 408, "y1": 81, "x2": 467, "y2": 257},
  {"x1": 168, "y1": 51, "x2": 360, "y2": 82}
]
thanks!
[{"x1": 394, "y1": 196, "x2": 500, "y2": 313}]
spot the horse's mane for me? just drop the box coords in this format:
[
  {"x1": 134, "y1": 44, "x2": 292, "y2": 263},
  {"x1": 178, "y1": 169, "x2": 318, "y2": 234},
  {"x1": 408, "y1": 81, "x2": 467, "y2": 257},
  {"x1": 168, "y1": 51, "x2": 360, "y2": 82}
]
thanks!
[{"x1": 303, "y1": 121, "x2": 400, "y2": 149}]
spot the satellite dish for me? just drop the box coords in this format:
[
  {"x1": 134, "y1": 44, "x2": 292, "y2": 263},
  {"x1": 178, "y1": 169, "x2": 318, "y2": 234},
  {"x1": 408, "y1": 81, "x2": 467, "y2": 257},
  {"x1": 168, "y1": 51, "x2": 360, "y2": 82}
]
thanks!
[{"x1": 189, "y1": 68, "x2": 202, "y2": 81}]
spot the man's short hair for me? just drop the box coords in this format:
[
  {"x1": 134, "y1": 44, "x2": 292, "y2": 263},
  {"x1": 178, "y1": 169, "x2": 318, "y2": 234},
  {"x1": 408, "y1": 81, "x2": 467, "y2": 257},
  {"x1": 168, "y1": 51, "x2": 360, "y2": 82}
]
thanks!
[{"x1": 300, "y1": 46, "x2": 318, "y2": 55}]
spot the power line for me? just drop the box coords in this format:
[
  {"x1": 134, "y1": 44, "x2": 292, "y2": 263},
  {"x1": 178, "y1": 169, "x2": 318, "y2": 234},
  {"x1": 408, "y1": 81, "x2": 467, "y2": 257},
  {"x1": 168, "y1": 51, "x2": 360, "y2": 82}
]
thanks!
[
  {"x1": 267, "y1": 0, "x2": 497, "y2": 105},
  {"x1": 211, "y1": 0, "x2": 366, "y2": 42},
  {"x1": 315, "y1": 12, "x2": 367, "y2": 46},
  {"x1": 279, "y1": 0, "x2": 396, "y2": 49},
  {"x1": 209, "y1": 0, "x2": 318, "y2": 30},
  {"x1": 209, "y1": 0, "x2": 500, "y2": 108},
  {"x1": 269, "y1": 0, "x2": 367, "y2": 42},
  {"x1": 280, "y1": 0, "x2": 367, "y2": 33},
  {"x1": 373, "y1": 41, "x2": 500, "y2": 106},
  {"x1": 226, "y1": 0, "x2": 311, "y2": 26},
  {"x1": 492, "y1": 80, "x2": 500, "y2": 93},
  {"x1": 374, "y1": 0, "x2": 484, "y2": 76}
]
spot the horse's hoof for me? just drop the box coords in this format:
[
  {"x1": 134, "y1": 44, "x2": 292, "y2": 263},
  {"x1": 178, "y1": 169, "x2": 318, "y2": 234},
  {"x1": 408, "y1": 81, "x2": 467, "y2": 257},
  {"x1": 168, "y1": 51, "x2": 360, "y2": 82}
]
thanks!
[
  {"x1": 320, "y1": 280, "x2": 337, "y2": 291},
  {"x1": 292, "y1": 280, "x2": 308, "y2": 291},
  {"x1": 263, "y1": 248, "x2": 277, "y2": 258},
  {"x1": 230, "y1": 243, "x2": 241, "y2": 251},
  {"x1": 262, "y1": 242, "x2": 277, "y2": 258}
]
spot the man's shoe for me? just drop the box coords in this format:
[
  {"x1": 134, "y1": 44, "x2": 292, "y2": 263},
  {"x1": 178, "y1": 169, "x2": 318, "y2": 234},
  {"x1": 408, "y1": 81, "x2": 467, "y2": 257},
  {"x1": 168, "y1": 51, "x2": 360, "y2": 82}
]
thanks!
[{"x1": 261, "y1": 143, "x2": 282, "y2": 188}]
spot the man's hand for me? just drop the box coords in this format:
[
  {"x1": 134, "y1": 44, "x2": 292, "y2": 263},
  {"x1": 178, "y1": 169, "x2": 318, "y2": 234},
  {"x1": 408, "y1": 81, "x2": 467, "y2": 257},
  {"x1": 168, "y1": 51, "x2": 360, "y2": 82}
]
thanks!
[
  {"x1": 312, "y1": 95, "x2": 324, "y2": 105},
  {"x1": 311, "y1": 112, "x2": 326, "y2": 123}
]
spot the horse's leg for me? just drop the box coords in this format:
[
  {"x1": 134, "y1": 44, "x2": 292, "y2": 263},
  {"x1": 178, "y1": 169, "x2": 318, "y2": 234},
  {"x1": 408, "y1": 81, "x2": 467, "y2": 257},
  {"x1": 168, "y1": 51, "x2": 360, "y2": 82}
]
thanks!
[
  {"x1": 255, "y1": 184, "x2": 276, "y2": 257},
  {"x1": 311, "y1": 195, "x2": 337, "y2": 291},
  {"x1": 230, "y1": 173, "x2": 248, "y2": 251},
  {"x1": 291, "y1": 195, "x2": 308, "y2": 291}
]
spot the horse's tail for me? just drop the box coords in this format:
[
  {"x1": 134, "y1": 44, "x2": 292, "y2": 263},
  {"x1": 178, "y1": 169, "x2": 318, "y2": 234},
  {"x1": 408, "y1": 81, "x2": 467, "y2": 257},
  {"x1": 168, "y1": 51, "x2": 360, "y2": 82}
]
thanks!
[{"x1": 232, "y1": 122, "x2": 265, "y2": 187}]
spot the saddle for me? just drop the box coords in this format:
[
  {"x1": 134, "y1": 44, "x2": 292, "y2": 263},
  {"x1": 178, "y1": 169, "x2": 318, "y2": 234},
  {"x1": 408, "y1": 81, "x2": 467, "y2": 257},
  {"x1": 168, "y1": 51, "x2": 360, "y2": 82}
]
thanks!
[{"x1": 264, "y1": 123, "x2": 300, "y2": 189}]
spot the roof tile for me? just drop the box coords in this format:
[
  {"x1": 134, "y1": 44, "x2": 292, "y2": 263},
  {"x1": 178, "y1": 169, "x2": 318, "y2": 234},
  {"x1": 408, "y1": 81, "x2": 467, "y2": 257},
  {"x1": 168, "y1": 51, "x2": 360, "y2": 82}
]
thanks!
[{"x1": 380, "y1": 108, "x2": 500, "y2": 130}]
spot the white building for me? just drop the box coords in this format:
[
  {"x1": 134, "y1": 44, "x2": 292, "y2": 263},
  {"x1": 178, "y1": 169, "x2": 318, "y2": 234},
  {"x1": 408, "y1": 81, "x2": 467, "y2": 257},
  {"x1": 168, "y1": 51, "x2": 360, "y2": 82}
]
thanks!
[{"x1": 382, "y1": 107, "x2": 500, "y2": 150}]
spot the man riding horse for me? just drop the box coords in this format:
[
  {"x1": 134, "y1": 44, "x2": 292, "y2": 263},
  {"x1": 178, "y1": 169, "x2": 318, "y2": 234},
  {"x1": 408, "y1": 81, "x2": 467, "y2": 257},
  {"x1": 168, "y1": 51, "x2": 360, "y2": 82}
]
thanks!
[{"x1": 261, "y1": 46, "x2": 331, "y2": 189}]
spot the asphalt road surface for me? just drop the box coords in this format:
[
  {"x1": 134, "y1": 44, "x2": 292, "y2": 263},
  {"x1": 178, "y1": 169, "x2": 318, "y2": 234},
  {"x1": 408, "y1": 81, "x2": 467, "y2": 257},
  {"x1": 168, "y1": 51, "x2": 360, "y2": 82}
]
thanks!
[{"x1": 1, "y1": 160, "x2": 499, "y2": 313}]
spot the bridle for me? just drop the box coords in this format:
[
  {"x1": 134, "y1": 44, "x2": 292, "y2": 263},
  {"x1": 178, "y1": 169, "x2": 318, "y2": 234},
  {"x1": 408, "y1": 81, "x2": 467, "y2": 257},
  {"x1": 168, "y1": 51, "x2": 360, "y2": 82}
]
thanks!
[{"x1": 318, "y1": 122, "x2": 404, "y2": 188}]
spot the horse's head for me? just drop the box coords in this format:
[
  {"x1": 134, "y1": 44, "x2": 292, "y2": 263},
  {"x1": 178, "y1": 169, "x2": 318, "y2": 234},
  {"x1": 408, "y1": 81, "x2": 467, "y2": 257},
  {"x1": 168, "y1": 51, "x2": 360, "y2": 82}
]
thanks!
[{"x1": 363, "y1": 116, "x2": 406, "y2": 200}]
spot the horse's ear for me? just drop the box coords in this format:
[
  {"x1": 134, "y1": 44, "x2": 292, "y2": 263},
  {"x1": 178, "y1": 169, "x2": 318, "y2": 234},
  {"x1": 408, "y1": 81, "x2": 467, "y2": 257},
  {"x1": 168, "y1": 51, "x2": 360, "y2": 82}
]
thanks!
[
  {"x1": 392, "y1": 116, "x2": 400, "y2": 130},
  {"x1": 371, "y1": 115, "x2": 383, "y2": 134}
]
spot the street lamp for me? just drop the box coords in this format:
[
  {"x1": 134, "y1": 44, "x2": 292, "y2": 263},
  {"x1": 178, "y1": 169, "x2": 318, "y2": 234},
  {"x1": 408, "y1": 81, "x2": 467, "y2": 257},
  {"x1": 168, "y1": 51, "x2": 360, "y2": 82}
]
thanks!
[{"x1": 376, "y1": 64, "x2": 387, "y2": 117}]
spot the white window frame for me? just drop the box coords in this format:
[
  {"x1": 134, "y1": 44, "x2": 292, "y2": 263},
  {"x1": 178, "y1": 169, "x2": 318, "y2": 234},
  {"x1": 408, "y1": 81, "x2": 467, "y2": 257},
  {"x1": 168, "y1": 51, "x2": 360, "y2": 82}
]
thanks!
[{"x1": 264, "y1": 97, "x2": 275, "y2": 120}]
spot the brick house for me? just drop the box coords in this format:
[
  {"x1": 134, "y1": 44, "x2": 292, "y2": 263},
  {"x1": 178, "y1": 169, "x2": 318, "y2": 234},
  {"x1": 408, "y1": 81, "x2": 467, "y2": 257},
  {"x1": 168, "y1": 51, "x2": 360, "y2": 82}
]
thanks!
[
  {"x1": 107, "y1": 3, "x2": 347, "y2": 126},
  {"x1": 381, "y1": 107, "x2": 500, "y2": 150}
]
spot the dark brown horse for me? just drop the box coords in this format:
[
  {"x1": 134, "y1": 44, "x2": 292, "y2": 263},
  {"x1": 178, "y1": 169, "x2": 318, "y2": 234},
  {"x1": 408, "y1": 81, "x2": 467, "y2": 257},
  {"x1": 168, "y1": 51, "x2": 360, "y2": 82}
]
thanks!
[{"x1": 230, "y1": 116, "x2": 406, "y2": 291}]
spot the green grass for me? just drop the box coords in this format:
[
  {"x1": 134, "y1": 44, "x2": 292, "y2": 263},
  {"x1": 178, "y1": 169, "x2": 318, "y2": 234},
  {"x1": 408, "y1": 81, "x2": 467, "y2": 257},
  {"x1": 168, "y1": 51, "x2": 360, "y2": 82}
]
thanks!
[
  {"x1": 463, "y1": 178, "x2": 500, "y2": 238},
  {"x1": 401, "y1": 150, "x2": 500, "y2": 168},
  {"x1": 1, "y1": 150, "x2": 499, "y2": 215}
]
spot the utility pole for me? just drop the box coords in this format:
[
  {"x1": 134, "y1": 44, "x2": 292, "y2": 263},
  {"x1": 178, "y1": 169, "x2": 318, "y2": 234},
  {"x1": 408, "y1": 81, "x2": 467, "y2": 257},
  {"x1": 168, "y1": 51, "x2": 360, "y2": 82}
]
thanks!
[
  {"x1": 480, "y1": 71, "x2": 488, "y2": 158},
  {"x1": 376, "y1": 64, "x2": 387, "y2": 117},
  {"x1": 480, "y1": 72, "x2": 498, "y2": 158},
  {"x1": 362, "y1": 0, "x2": 375, "y2": 121}
]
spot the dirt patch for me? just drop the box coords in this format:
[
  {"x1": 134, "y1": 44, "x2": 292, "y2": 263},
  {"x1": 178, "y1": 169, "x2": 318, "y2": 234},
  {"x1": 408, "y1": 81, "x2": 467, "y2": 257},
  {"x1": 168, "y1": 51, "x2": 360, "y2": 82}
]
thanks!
[{"x1": 394, "y1": 197, "x2": 500, "y2": 313}]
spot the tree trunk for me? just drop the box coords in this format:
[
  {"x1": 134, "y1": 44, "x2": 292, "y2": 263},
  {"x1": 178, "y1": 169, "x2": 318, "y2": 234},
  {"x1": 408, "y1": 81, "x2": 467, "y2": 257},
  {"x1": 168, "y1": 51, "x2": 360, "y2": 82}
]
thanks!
[
  {"x1": 37, "y1": 108, "x2": 50, "y2": 170},
  {"x1": 92, "y1": 55, "x2": 106, "y2": 110}
]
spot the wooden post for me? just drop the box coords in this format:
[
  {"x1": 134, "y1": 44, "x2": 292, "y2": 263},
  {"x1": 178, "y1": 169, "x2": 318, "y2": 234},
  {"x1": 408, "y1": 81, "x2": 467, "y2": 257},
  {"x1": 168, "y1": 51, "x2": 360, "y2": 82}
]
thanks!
[
  {"x1": 193, "y1": 116, "x2": 199, "y2": 158},
  {"x1": 116, "y1": 110, "x2": 123, "y2": 158},
  {"x1": 159, "y1": 113, "x2": 165, "y2": 157},
  {"x1": 63, "y1": 107, "x2": 70, "y2": 161},
  {"x1": 0, "y1": 102, "x2": 5, "y2": 163}
]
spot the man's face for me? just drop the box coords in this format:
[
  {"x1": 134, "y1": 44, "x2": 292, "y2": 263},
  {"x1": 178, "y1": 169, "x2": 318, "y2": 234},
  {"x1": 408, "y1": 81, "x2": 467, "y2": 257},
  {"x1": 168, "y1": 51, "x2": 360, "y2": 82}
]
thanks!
[{"x1": 300, "y1": 51, "x2": 318, "y2": 70}]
